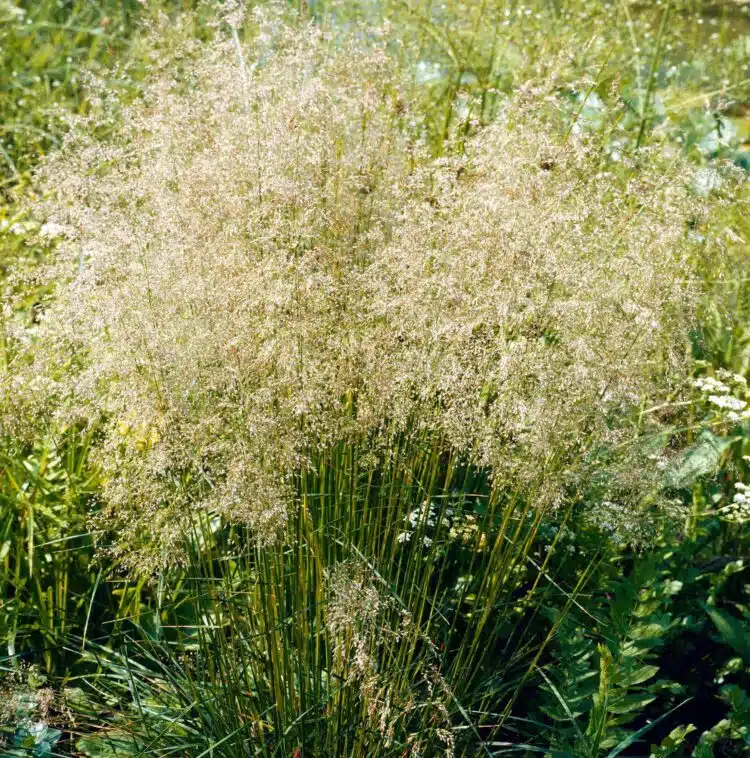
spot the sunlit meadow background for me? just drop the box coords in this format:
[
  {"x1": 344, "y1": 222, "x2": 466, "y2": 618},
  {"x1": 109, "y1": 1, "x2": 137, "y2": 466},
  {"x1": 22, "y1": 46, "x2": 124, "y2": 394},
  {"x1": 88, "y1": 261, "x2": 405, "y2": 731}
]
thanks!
[{"x1": 1, "y1": 1, "x2": 750, "y2": 756}]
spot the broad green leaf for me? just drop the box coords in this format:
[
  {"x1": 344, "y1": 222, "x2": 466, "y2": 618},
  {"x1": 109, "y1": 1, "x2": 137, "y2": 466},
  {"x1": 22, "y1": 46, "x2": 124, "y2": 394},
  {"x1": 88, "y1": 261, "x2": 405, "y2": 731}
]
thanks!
[
  {"x1": 616, "y1": 664, "x2": 660, "y2": 688},
  {"x1": 706, "y1": 607, "x2": 750, "y2": 664},
  {"x1": 629, "y1": 622, "x2": 666, "y2": 640},
  {"x1": 650, "y1": 723, "x2": 697, "y2": 757},
  {"x1": 607, "y1": 693, "x2": 657, "y2": 715}
]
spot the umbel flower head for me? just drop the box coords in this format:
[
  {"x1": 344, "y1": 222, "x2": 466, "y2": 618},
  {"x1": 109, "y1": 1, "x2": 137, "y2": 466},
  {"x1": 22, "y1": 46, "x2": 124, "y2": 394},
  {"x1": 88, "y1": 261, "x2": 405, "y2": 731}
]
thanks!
[{"x1": 1, "y1": 12, "x2": 711, "y2": 568}]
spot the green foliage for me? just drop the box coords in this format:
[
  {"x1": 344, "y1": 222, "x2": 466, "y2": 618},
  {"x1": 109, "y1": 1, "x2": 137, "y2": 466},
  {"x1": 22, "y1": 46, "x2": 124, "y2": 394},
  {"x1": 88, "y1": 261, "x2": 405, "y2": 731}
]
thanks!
[
  {"x1": 46, "y1": 443, "x2": 578, "y2": 755},
  {"x1": 538, "y1": 558, "x2": 678, "y2": 755},
  {"x1": 1, "y1": 1, "x2": 750, "y2": 756},
  {"x1": 535, "y1": 363, "x2": 750, "y2": 756},
  {"x1": 0, "y1": 0, "x2": 147, "y2": 187},
  {"x1": 0, "y1": 430, "x2": 103, "y2": 674},
  {"x1": 536, "y1": 531, "x2": 750, "y2": 756}
]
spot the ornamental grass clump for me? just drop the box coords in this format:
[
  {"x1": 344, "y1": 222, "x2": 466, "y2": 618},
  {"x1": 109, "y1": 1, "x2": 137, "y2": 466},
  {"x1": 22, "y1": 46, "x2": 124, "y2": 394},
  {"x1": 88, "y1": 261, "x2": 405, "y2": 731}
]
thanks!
[{"x1": 1, "y1": 11, "x2": 712, "y2": 568}]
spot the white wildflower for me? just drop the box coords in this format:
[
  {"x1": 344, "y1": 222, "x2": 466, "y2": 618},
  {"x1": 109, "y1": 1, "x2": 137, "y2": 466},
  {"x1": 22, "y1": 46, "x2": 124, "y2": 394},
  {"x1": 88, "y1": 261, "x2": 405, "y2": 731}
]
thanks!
[
  {"x1": 720, "y1": 485, "x2": 750, "y2": 524},
  {"x1": 694, "y1": 377, "x2": 730, "y2": 394},
  {"x1": 708, "y1": 395, "x2": 747, "y2": 411}
]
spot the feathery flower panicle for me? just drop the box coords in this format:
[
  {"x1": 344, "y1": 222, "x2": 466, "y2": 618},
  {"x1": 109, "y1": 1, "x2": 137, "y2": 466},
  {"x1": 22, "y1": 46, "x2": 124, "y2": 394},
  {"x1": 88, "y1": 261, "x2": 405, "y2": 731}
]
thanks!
[
  {"x1": 1, "y1": 16, "x2": 712, "y2": 568},
  {"x1": 326, "y1": 562, "x2": 454, "y2": 753}
]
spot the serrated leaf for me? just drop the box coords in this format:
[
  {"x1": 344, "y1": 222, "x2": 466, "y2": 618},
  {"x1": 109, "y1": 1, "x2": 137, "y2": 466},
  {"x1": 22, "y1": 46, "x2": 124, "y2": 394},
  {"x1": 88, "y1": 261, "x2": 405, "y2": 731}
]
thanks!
[
  {"x1": 629, "y1": 622, "x2": 666, "y2": 640},
  {"x1": 633, "y1": 600, "x2": 662, "y2": 618},
  {"x1": 616, "y1": 664, "x2": 659, "y2": 688},
  {"x1": 607, "y1": 693, "x2": 657, "y2": 715}
]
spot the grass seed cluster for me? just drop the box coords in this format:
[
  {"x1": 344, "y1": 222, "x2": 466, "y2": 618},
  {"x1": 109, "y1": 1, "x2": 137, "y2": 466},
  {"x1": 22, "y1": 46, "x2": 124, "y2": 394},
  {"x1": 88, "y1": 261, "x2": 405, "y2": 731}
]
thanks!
[{"x1": 2, "y1": 14, "x2": 713, "y2": 567}]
